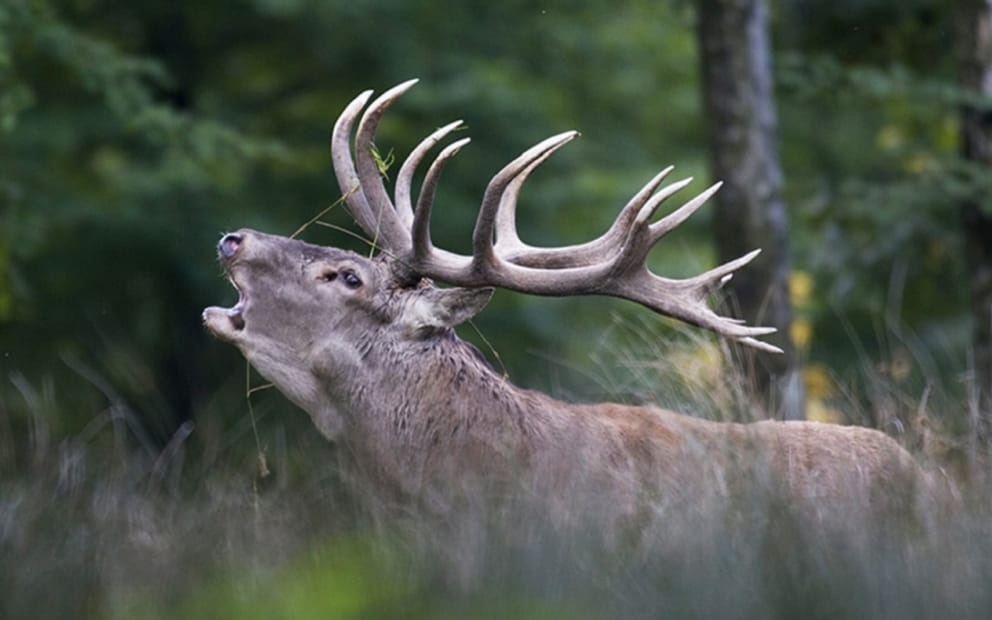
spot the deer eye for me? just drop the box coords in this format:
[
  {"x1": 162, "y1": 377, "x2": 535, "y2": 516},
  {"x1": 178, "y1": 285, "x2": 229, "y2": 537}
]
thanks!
[{"x1": 341, "y1": 270, "x2": 362, "y2": 289}]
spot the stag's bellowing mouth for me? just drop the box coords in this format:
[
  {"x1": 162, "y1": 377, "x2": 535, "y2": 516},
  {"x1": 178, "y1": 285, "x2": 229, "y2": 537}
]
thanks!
[
  {"x1": 225, "y1": 279, "x2": 247, "y2": 331},
  {"x1": 219, "y1": 233, "x2": 247, "y2": 331},
  {"x1": 202, "y1": 277, "x2": 247, "y2": 337},
  {"x1": 202, "y1": 232, "x2": 249, "y2": 337}
]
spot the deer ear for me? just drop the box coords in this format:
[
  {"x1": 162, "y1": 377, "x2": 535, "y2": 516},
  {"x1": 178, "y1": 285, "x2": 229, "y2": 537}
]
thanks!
[{"x1": 405, "y1": 287, "x2": 493, "y2": 332}]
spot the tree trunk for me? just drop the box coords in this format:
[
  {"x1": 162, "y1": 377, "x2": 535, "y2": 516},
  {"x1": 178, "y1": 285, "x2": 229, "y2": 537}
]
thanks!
[
  {"x1": 956, "y1": 0, "x2": 992, "y2": 442},
  {"x1": 696, "y1": 0, "x2": 804, "y2": 419}
]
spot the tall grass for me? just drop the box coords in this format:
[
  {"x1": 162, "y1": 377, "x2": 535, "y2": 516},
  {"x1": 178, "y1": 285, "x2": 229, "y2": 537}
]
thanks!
[{"x1": 2, "y1": 324, "x2": 992, "y2": 619}]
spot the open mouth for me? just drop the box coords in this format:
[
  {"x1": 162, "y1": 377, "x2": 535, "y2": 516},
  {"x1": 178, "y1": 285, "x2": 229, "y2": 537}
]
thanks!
[
  {"x1": 217, "y1": 232, "x2": 247, "y2": 331},
  {"x1": 202, "y1": 275, "x2": 247, "y2": 337},
  {"x1": 225, "y1": 277, "x2": 247, "y2": 331},
  {"x1": 203, "y1": 234, "x2": 250, "y2": 336}
]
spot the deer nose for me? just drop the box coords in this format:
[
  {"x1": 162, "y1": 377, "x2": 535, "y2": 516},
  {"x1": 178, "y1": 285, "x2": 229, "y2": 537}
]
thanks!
[{"x1": 218, "y1": 233, "x2": 243, "y2": 259}]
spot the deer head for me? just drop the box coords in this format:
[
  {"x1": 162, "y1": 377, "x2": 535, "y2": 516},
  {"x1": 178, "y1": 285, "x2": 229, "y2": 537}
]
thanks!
[{"x1": 202, "y1": 229, "x2": 491, "y2": 438}]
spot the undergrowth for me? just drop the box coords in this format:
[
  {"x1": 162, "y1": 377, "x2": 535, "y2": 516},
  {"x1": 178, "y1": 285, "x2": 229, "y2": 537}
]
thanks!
[{"x1": 2, "y1": 323, "x2": 992, "y2": 619}]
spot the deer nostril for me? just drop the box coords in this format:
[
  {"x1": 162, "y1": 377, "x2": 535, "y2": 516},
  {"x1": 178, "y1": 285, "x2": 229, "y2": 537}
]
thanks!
[{"x1": 219, "y1": 233, "x2": 243, "y2": 259}]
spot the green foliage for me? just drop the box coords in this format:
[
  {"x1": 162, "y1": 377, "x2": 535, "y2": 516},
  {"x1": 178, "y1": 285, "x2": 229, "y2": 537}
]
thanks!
[
  {"x1": 775, "y1": 41, "x2": 980, "y2": 388},
  {"x1": 1, "y1": 0, "x2": 988, "y2": 614},
  {"x1": 131, "y1": 536, "x2": 415, "y2": 620}
]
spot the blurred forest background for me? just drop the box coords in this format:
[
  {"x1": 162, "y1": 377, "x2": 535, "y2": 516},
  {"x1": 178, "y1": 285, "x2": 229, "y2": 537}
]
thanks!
[{"x1": 2, "y1": 0, "x2": 991, "y2": 617}]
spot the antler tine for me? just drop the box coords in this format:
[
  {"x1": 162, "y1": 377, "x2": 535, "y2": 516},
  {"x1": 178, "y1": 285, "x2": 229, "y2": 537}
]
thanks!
[
  {"x1": 606, "y1": 180, "x2": 729, "y2": 277},
  {"x1": 577, "y1": 166, "x2": 678, "y2": 258},
  {"x1": 331, "y1": 89, "x2": 377, "y2": 236},
  {"x1": 495, "y1": 132, "x2": 581, "y2": 256},
  {"x1": 495, "y1": 167, "x2": 682, "y2": 269},
  {"x1": 689, "y1": 249, "x2": 763, "y2": 300},
  {"x1": 350, "y1": 79, "x2": 421, "y2": 253},
  {"x1": 738, "y1": 337, "x2": 785, "y2": 354},
  {"x1": 471, "y1": 132, "x2": 580, "y2": 267},
  {"x1": 330, "y1": 82, "x2": 418, "y2": 252},
  {"x1": 646, "y1": 181, "x2": 723, "y2": 242},
  {"x1": 395, "y1": 120, "x2": 464, "y2": 230},
  {"x1": 411, "y1": 137, "x2": 472, "y2": 263},
  {"x1": 355, "y1": 79, "x2": 418, "y2": 252},
  {"x1": 603, "y1": 166, "x2": 676, "y2": 240},
  {"x1": 585, "y1": 175, "x2": 705, "y2": 274},
  {"x1": 634, "y1": 177, "x2": 698, "y2": 231},
  {"x1": 493, "y1": 132, "x2": 582, "y2": 255}
]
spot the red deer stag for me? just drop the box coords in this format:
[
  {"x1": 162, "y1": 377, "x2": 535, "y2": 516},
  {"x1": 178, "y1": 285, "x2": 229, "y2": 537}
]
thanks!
[{"x1": 203, "y1": 80, "x2": 925, "y2": 534}]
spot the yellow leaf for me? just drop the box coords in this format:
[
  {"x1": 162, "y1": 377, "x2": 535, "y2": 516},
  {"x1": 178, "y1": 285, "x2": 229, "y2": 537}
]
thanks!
[
  {"x1": 803, "y1": 364, "x2": 834, "y2": 400},
  {"x1": 788, "y1": 270, "x2": 813, "y2": 307},
  {"x1": 790, "y1": 318, "x2": 813, "y2": 350},
  {"x1": 806, "y1": 399, "x2": 846, "y2": 424}
]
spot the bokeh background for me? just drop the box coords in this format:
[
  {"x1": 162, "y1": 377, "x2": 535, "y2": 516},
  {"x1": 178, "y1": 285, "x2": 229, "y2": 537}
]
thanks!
[{"x1": 2, "y1": 0, "x2": 988, "y2": 617}]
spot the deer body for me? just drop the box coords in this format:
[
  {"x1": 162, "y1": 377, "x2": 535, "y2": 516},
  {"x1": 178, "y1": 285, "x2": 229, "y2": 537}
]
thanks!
[
  {"x1": 338, "y1": 320, "x2": 919, "y2": 514},
  {"x1": 204, "y1": 82, "x2": 927, "y2": 539}
]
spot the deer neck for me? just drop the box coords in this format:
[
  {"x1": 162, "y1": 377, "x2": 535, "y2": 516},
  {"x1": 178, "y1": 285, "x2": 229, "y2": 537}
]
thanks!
[{"x1": 331, "y1": 328, "x2": 565, "y2": 492}]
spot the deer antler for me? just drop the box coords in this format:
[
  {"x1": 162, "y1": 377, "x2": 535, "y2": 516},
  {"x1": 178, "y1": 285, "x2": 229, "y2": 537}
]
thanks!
[{"x1": 330, "y1": 80, "x2": 782, "y2": 353}]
